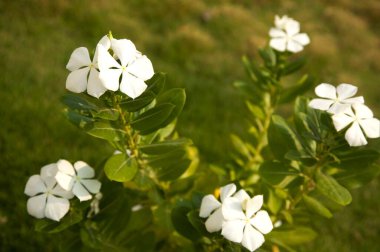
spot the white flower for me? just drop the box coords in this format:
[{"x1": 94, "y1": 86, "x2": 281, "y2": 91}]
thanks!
[
  {"x1": 332, "y1": 103, "x2": 380, "y2": 146},
  {"x1": 24, "y1": 163, "x2": 74, "y2": 221},
  {"x1": 55, "y1": 159, "x2": 101, "y2": 202},
  {"x1": 269, "y1": 15, "x2": 310, "y2": 53},
  {"x1": 309, "y1": 83, "x2": 364, "y2": 114},
  {"x1": 66, "y1": 36, "x2": 111, "y2": 98},
  {"x1": 199, "y1": 183, "x2": 237, "y2": 233},
  {"x1": 97, "y1": 38, "x2": 154, "y2": 99},
  {"x1": 222, "y1": 194, "x2": 273, "y2": 252}
]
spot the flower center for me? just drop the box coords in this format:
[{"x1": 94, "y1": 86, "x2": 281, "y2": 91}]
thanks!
[
  {"x1": 121, "y1": 66, "x2": 127, "y2": 71},
  {"x1": 75, "y1": 176, "x2": 81, "y2": 182}
]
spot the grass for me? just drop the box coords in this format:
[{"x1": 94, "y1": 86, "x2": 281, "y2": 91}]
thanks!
[{"x1": 0, "y1": 0, "x2": 379, "y2": 250}]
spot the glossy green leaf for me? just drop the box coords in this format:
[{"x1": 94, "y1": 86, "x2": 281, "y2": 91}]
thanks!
[
  {"x1": 336, "y1": 164, "x2": 380, "y2": 189},
  {"x1": 120, "y1": 91, "x2": 156, "y2": 112},
  {"x1": 104, "y1": 154, "x2": 138, "y2": 182},
  {"x1": 281, "y1": 56, "x2": 306, "y2": 76},
  {"x1": 259, "y1": 47, "x2": 276, "y2": 67},
  {"x1": 157, "y1": 88, "x2": 186, "y2": 127},
  {"x1": 35, "y1": 208, "x2": 83, "y2": 234},
  {"x1": 280, "y1": 75, "x2": 314, "y2": 104},
  {"x1": 138, "y1": 138, "x2": 192, "y2": 155},
  {"x1": 259, "y1": 161, "x2": 299, "y2": 186},
  {"x1": 303, "y1": 194, "x2": 333, "y2": 218},
  {"x1": 246, "y1": 101, "x2": 265, "y2": 120},
  {"x1": 65, "y1": 109, "x2": 94, "y2": 130},
  {"x1": 315, "y1": 170, "x2": 352, "y2": 206},
  {"x1": 92, "y1": 108, "x2": 119, "y2": 121},
  {"x1": 61, "y1": 93, "x2": 98, "y2": 111},
  {"x1": 171, "y1": 205, "x2": 201, "y2": 241},
  {"x1": 87, "y1": 122, "x2": 125, "y2": 142}
]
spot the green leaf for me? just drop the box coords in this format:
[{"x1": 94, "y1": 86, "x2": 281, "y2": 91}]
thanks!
[
  {"x1": 281, "y1": 56, "x2": 306, "y2": 76},
  {"x1": 258, "y1": 47, "x2": 276, "y2": 67},
  {"x1": 87, "y1": 122, "x2": 125, "y2": 142},
  {"x1": 65, "y1": 109, "x2": 94, "y2": 130},
  {"x1": 138, "y1": 138, "x2": 192, "y2": 155},
  {"x1": 230, "y1": 134, "x2": 251, "y2": 158},
  {"x1": 61, "y1": 93, "x2": 98, "y2": 111},
  {"x1": 279, "y1": 75, "x2": 314, "y2": 104},
  {"x1": 336, "y1": 164, "x2": 380, "y2": 189},
  {"x1": 303, "y1": 194, "x2": 333, "y2": 218},
  {"x1": 92, "y1": 108, "x2": 119, "y2": 121},
  {"x1": 315, "y1": 170, "x2": 352, "y2": 206},
  {"x1": 146, "y1": 72, "x2": 166, "y2": 95},
  {"x1": 259, "y1": 161, "x2": 299, "y2": 186},
  {"x1": 334, "y1": 149, "x2": 380, "y2": 170},
  {"x1": 131, "y1": 103, "x2": 175, "y2": 135},
  {"x1": 104, "y1": 154, "x2": 138, "y2": 182},
  {"x1": 156, "y1": 88, "x2": 186, "y2": 127},
  {"x1": 268, "y1": 226, "x2": 317, "y2": 246},
  {"x1": 246, "y1": 101, "x2": 265, "y2": 120},
  {"x1": 35, "y1": 208, "x2": 83, "y2": 233},
  {"x1": 171, "y1": 205, "x2": 201, "y2": 241}
]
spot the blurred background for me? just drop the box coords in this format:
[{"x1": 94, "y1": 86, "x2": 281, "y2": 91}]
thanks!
[{"x1": 0, "y1": 0, "x2": 379, "y2": 251}]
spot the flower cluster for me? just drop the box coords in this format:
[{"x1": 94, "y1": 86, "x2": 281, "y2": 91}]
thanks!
[
  {"x1": 269, "y1": 15, "x2": 310, "y2": 53},
  {"x1": 199, "y1": 184, "x2": 273, "y2": 252},
  {"x1": 66, "y1": 35, "x2": 154, "y2": 99},
  {"x1": 309, "y1": 83, "x2": 380, "y2": 146},
  {"x1": 24, "y1": 160, "x2": 101, "y2": 221}
]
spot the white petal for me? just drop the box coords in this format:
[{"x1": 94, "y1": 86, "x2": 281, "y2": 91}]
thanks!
[
  {"x1": 27, "y1": 194, "x2": 47, "y2": 219},
  {"x1": 222, "y1": 197, "x2": 246, "y2": 220},
  {"x1": 233, "y1": 189, "x2": 251, "y2": 203},
  {"x1": 40, "y1": 163, "x2": 58, "y2": 178},
  {"x1": 111, "y1": 39, "x2": 137, "y2": 66},
  {"x1": 221, "y1": 219, "x2": 245, "y2": 243},
  {"x1": 328, "y1": 102, "x2": 351, "y2": 114},
  {"x1": 24, "y1": 175, "x2": 46, "y2": 196},
  {"x1": 308, "y1": 99, "x2": 334, "y2": 111},
  {"x1": 74, "y1": 161, "x2": 95, "y2": 178},
  {"x1": 51, "y1": 184, "x2": 74, "y2": 199},
  {"x1": 45, "y1": 195, "x2": 70, "y2": 221},
  {"x1": 73, "y1": 182, "x2": 92, "y2": 201},
  {"x1": 55, "y1": 171, "x2": 75, "y2": 191},
  {"x1": 87, "y1": 68, "x2": 107, "y2": 98},
  {"x1": 345, "y1": 122, "x2": 367, "y2": 146},
  {"x1": 342, "y1": 96, "x2": 364, "y2": 105},
  {"x1": 81, "y1": 179, "x2": 101, "y2": 194},
  {"x1": 287, "y1": 39, "x2": 304, "y2": 53},
  {"x1": 270, "y1": 37, "x2": 287, "y2": 52},
  {"x1": 285, "y1": 20, "x2": 300, "y2": 36},
  {"x1": 332, "y1": 113, "x2": 354, "y2": 131},
  {"x1": 65, "y1": 67, "x2": 89, "y2": 93},
  {"x1": 205, "y1": 208, "x2": 224, "y2": 233},
  {"x1": 199, "y1": 195, "x2": 221, "y2": 218},
  {"x1": 269, "y1": 28, "x2": 286, "y2": 38},
  {"x1": 127, "y1": 56, "x2": 154, "y2": 81},
  {"x1": 66, "y1": 47, "x2": 91, "y2": 71},
  {"x1": 220, "y1": 183, "x2": 237, "y2": 202},
  {"x1": 353, "y1": 103, "x2": 373, "y2": 119},
  {"x1": 246, "y1": 195, "x2": 263, "y2": 218},
  {"x1": 292, "y1": 33, "x2": 310, "y2": 46},
  {"x1": 96, "y1": 44, "x2": 120, "y2": 71},
  {"x1": 315, "y1": 83, "x2": 337, "y2": 99},
  {"x1": 99, "y1": 68, "x2": 122, "y2": 91},
  {"x1": 242, "y1": 224, "x2": 265, "y2": 252},
  {"x1": 120, "y1": 73, "x2": 147, "y2": 99},
  {"x1": 336, "y1": 83, "x2": 358, "y2": 100},
  {"x1": 359, "y1": 118, "x2": 380, "y2": 138},
  {"x1": 57, "y1": 159, "x2": 75, "y2": 175},
  {"x1": 250, "y1": 210, "x2": 273, "y2": 234},
  {"x1": 94, "y1": 35, "x2": 111, "y2": 61}
]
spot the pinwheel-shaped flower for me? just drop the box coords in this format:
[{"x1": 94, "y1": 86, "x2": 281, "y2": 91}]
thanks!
[
  {"x1": 222, "y1": 194, "x2": 273, "y2": 252},
  {"x1": 24, "y1": 163, "x2": 74, "y2": 221},
  {"x1": 332, "y1": 103, "x2": 380, "y2": 146},
  {"x1": 55, "y1": 160, "x2": 101, "y2": 202},
  {"x1": 97, "y1": 38, "x2": 154, "y2": 99},
  {"x1": 309, "y1": 83, "x2": 364, "y2": 114},
  {"x1": 66, "y1": 36, "x2": 111, "y2": 98},
  {"x1": 269, "y1": 15, "x2": 310, "y2": 53},
  {"x1": 199, "y1": 183, "x2": 237, "y2": 232}
]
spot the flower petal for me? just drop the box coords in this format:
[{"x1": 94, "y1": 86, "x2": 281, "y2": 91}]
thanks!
[
  {"x1": 45, "y1": 195, "x2": 70, "y2": 221},
  {"x1": 205, "y1": 208, "x2": 224, "y2": 233},
  {"x1": 222, "y1": 197, "x2": 246, "y2": 220},
  {"x1": 353, "y1": 103, "x2": 373, "y2": 119},
  {"x1": 94, "y1": 35, "x2": 111, "y2": 61},
  {"x1": 66, "y1": 47, "x2": 91, "y2": 71},
  {"x1": 27, "y1": 194, "x2": 47, "y2": 219},
  {"x1": 328, "y1": 102, "x2": 351, "y2": 114},
  {"x1": 221, "y1": 219, "x2": 245, "y2": 243},
  {"x1": 292, "y1": 33, "x2": 310, "y2": 46},
  {"x1": 220, "y1": 183, "x2": 237, "y2": 202},
  {"x1": 345, "y1": 122, "x2": 367, "y2": 146},
  {"x1": 332, "y1": 113, "x2": 354, "y2": 131},
  {"x1": 308, "y1": 98, "x2": 334, "y2": 111},
  {"x1": 336, "y1": 83, "x2": 358, "y2": 100},
  {"x1": 250, "y1": 210, "x2": 273, "y2": 234},
  {"x1": 199, "y1": 194, "x2": 221, "y2": 218},
  {"x1": 73, "y1": 182, "x2": 92, "y2": 201},
  {"x1": 87, "y1": 68, "x2": 107, "y2": 98},
  {"x1": 315, "y1": 83, "x2": 337, "y2": 99},
  {"x1": 65, "y1": 67, "x2": 89, "y2": 93},
  {"x1": 111, "y1": 39, "x2": 137, "y2": 66},
  {"x1": 127, "y1": 56, "x2": 154, "y2": 81},
  {"x1": 269, "y1": 28, "x2": 286, "y2": 38},
  {"x1": 24, "y1": 175, "x2": 46, "y2": 196},
  {"x1": 287, "y1": 39, "x2": 304, "y2": 53},
  {"x1": 57, "y1": 159, "x2": 75, "y2": 176},
  {"x1": 99, "y1": 68, "x2": 122, "y2": 91},
  {"x1": 81, "y1": 179, "x2": 101, "y2": 194},
  {"x1": 51, "y1": 184, "x2": 74, "y2": 199},
  {"x1": 270, "y1": 37, "x2": 287, "y2": 52},
  {"x1": 285, "y1": 20, "x2": 300, "y2": 36},
  {"x1": 233, "y1": 189, "x2": 250, "y2": 203},
  {"x1": 359, "y1": 118, "x2": 380, "y2": 138},
  {"x1": 342, "y1": 96, "x2": 364, "y2": 105},
  {"x1": 55, "y1": 171, "x2": 75, "y2": 191},
  {"x1": 246, "y1": 195, "x2": 263, "y2": 218},
  {"x1": 40, "y1": 163, "x2": 58, "y2": 178},
  {"x1": 120, "y1": 73, "x2": 147, "y2": 99},
  {"x1": 242, "y1": 224, "x2": 265, "y2": 252},
  {"x1": 96, "y1": 44, "x2": 120, "y2": 71},
  {"x1": 74, "y1": 161, "x2": 95, "y2": 178}
]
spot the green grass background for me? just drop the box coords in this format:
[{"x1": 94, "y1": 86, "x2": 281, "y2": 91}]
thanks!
[{"x1": 1, "y1": 0, "x2": 379, "y2": 251}]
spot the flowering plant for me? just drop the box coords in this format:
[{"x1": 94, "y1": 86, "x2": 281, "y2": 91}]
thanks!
[{"x1": 24, "y1": 16, "x2": 380, "y2": 251}]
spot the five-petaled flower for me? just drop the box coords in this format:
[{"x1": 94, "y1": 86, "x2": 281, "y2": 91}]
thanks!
[
  {"x1": 269, "y1": 15, "x2": 310, "y2": 53},
  {"x1": 55, "y1": 159, "x2": 101, "y2": 202},
  {"x1": 24, "y1": 163, "x2": 74, "y2": 221},
  {"x1": 332, "y1": 103, "x2": 380, "y2": 146},
  {"x1": 309, "y1": 83, "x2": 364, "y2": 114}
]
